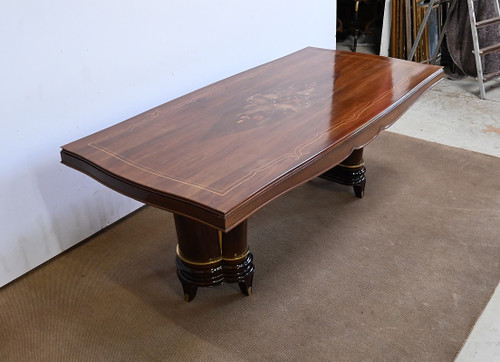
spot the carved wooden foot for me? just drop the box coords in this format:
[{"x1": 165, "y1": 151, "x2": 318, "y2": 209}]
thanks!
[
  {"x1": 353, "y1": 178, "x2": 366, "y2": 198},
  {"x1": 223, "y1": 252, "x2": 255, "y2": 296},
  {"x1": 175, "y1": 254, "x2": 223, "y2": 302},
  {"x1": 174, "y1": 215, "x2": 254, "y2": 302},
  {"x1": 238, "y1": 272, "x2": 254, "y2": 296},
  {"x1": 320, "y1": 148, "x2": 366, "y2": 198},
  {"x1": 179, "y1": 279, "x2": 198, "y2": 303}
]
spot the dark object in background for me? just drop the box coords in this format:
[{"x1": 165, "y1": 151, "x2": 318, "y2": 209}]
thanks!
[
  {"x1": 337, "y1": 0, "x2": 384, "y2": 52},
  {"x1": 445, "y1": 0, "x2": 500, "y2": 76}
]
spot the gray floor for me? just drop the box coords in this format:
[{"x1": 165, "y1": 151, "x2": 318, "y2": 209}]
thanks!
[
  {"x1": 391, "y1": 66, "x2": 500, "y2": 362},
  {"x1": 391, "y1": 72, "x2": 500, "y2": 158},
  {"x1": 338, "y1": 42, "x2": 500, "y2": 361}
]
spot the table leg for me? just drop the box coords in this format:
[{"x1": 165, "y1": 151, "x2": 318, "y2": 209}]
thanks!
[
  {"x1": 174, "y1": 215, "x2": 254, "y2": 302},
  {"x1": 320, "y1": 148, "x2": 366, "y2": 198}
]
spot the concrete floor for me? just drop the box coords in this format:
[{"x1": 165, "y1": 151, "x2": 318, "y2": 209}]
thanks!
[
  {"x1": 391, "y1": 67, "x2": 500, "y2": 362},
  {"x1": 338, "y1": 42, "x2": 500, "y2": 361},
  {"x1": 391, "y1": 73, "x2": 500, "y2": 158}
]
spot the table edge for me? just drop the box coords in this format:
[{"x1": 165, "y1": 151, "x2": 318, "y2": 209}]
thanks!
[{"x1": 61, "y1": 66, "x2": 443, "y2": 232}]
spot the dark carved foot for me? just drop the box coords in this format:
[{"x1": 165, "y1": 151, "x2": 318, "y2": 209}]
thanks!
[
  {"x1": 223, "y1": 252, "x2": 255, "y2": 296},
  {"x1": 320, "y1": 148, "x2": 366, "y2": 198},
  {"x1": 181, "y1": 281, "x2": 198, "y2": 303},
  {"x1": 238, "y1": 272, "x2": 254, "y2": 296},
  {"x1": 176, "y1": 252, "x2": 255, "y2": 301},
  {"x1": 320, "y1": 163, "x2": 366, "y2": 197},
  {"x1": 174, "y1": 215, "x2": 254, "y2": 302},
  {"x1": 175, "y1": 254, "x2": 224, "y2": 302},
  {"x1": 353, "y1": 178, "x2": 366, "y2": 198}
]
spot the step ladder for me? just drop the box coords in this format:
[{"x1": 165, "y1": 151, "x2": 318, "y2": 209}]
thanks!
[{"x1": 467, "y1": 0, "x2": 500, "y2": 99}]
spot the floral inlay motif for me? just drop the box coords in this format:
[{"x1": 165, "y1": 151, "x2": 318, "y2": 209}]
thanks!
[{"x1": 236, "y1": 83, "x2": 317, "y2": 125}]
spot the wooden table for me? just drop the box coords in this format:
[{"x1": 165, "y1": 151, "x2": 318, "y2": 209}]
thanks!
[{"x1": 61, "y1": 47, "x2": 443, "y2": 301}]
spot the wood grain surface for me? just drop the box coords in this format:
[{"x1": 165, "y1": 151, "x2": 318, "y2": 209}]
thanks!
[{"x1": 61, "y1": 47, "x2": 443, "y2": 231}]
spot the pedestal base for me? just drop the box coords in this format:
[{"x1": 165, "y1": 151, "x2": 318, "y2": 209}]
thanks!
[
  {"x1": 174, "y1": 215, "x2": 255, "y2": 302},
  {"x1": 320, "y1": 148, "x2": 366, "y2": 198}
]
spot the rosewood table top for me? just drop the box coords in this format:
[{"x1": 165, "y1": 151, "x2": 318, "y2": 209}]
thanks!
[{"x1": 61, "y1": 47, "x2": 443, "y2": 232}]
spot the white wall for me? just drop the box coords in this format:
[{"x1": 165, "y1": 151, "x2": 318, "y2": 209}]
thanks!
[{"x1": 0, "y1": 0, "x2": 336, "y2": 286}]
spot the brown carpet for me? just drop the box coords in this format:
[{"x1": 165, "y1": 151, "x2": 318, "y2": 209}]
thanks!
[{"x1": 1, "y1": 132, "x2": 499, "y2": 361}]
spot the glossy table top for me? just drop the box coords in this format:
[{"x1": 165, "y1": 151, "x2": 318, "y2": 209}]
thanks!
[{"x1": 61, "y1": 47, "x2": 443, "y2": 231}]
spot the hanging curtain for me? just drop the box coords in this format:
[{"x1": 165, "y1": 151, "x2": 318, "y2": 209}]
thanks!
[{"x1": 445, "y1": 0, "x2": 500, "y2": 76}]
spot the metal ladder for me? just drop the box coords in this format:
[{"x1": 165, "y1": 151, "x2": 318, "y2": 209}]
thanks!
[{"x1": 467, "y1": 0, "x2": 500, "y2": 99}]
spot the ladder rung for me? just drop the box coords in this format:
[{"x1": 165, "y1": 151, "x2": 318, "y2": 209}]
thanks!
[
  {"x1": 476, "y1": 17, "x2": 500, "y2": 28},
  {"x1": 478, "y1": 43, "x2": 500, "y2": 56},
  {"x1": 484, "y1": 69, "x2": 500, "y2": 82}
]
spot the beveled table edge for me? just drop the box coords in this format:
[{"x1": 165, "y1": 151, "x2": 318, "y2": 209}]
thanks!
[
  {"x1": 221, "y1": 67, "x2": 444, "y2": 230},
  {"x1": 61, "y1": 51, "x2": 444, "y2": 232}
]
